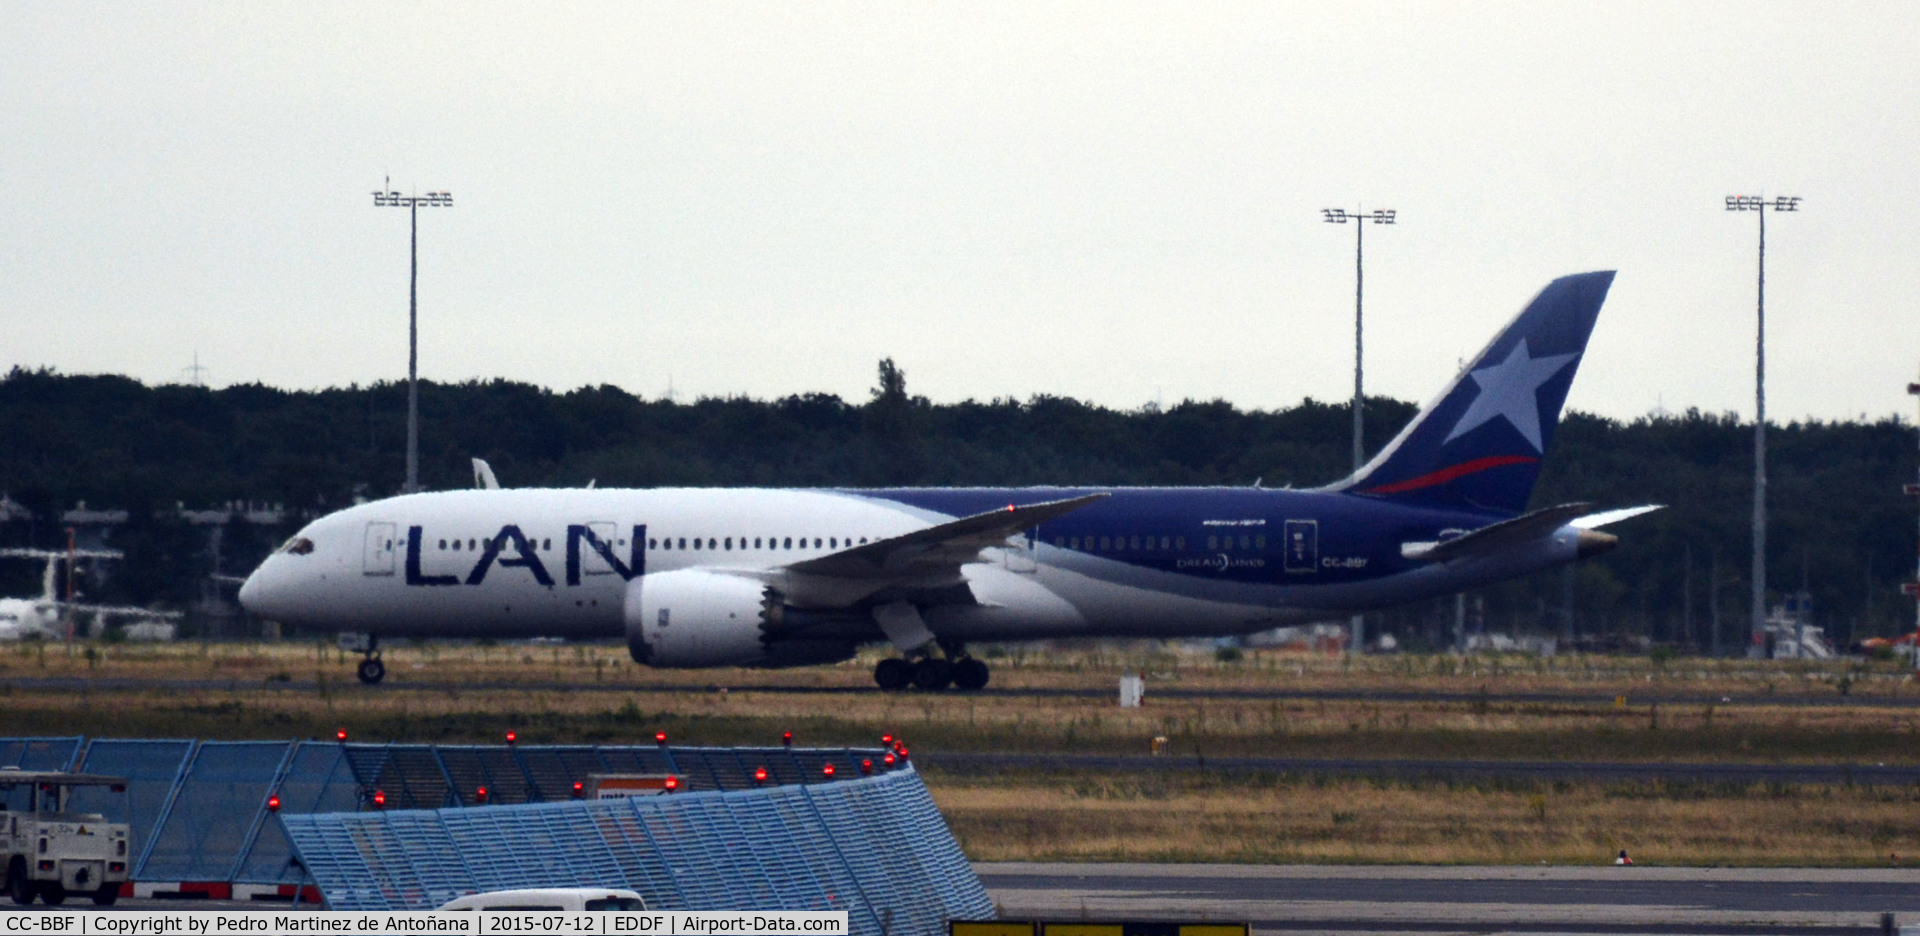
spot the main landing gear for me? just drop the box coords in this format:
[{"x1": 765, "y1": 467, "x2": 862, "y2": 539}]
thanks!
[{"x1": 873, "y1": 648, "x2": 989, "y2": 692}]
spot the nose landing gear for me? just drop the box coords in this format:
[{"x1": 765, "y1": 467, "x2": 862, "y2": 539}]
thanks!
[{"x1": 344, "y1": 633, "x2": 385, "y2": 685}]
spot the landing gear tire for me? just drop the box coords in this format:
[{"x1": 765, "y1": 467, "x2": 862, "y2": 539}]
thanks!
[
  {"x1": 39, "y1": 883, "x2": 64, "y2": 907},
  {"x1": 873, "y1": 657, "x2": 911, "y2": 691},
  {"x1": 952, "y1": 657, "x2": 990, "y2": 691},
  {"x1": 6, "y1": 862, "x2": 32, "y2": 905},
  {"x1": 91, "y1": 885, "x2": 118, "y2": 907},
  {"x1": 911, "y1": 657, "x2": 953, "y2": 691},
  {"x1": 356, "y1": 657, "x2": 386, "y2": 685}
]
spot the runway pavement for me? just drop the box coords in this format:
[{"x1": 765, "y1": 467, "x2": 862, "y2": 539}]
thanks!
[{"x1": 976, "y1": 862, "x2": 1920, "y2": 935}]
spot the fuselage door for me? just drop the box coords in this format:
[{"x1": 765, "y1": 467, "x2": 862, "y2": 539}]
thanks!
[
  {"x1": 583, "y1": 521, "x2": 619, "y2": 575},
  {"x1": 1283, "y1": 519, "x2": 1318, "y2": 574},
  {"x1": 1005, "y1": 528, "x2": 1038, "y2": 573},
  {"x1": 363, "y1": 521, "x2": 397, "y2": 576}
]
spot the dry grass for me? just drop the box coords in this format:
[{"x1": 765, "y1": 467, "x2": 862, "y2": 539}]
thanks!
[
  {"x1": 5, "y1": 641, "x2": 1917, "y2": 763},
  {"x1": 928, "y1": 769, "x2": 1920, "y2": 867}
]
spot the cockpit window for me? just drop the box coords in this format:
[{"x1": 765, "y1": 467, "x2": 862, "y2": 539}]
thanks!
[{"x1": 278, "y1": 536, "x2": 315, "y2": 556}]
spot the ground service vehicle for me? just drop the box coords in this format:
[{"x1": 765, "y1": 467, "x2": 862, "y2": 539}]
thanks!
[{"x1": 0, "y1": 768, "x2": 131, "y2": 906}]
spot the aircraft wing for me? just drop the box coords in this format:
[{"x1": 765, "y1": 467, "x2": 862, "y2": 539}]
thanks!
[{"x1": 784, "y1": 493, "x2": 1108, "y2": 580}]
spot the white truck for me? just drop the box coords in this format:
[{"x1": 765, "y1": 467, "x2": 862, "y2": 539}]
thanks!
[{"x1": 0, "y1": 768, "x2": 131, "y2": 906}]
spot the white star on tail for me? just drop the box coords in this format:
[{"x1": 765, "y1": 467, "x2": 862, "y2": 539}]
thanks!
[{"x1": 1441, "y1": 340, "x2": 1579, "y2": 452}]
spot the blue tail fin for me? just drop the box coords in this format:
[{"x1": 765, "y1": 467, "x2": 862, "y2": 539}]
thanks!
[{"x1": 1327, "y1": 271, "x2": 1615, "y2": 516}]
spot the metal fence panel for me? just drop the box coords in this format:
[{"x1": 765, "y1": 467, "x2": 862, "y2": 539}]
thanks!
[
  {"x1": 138, "y1": 741, "x2": 292, "y2": 882},
  {"x1": 233, "y1": 741, "x2": 361, "y2": 883},
  {"x1": 67, "y1": 738, "x2": 195, "y2": 869}
]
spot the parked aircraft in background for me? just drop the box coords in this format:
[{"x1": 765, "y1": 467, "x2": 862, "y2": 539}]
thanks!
[
  {"x1": 0, "y1": 549, "x2": 181, "y2": 641},
  {"x1": 241, "y1": 271, "x2": 1658, "y2": 689}
]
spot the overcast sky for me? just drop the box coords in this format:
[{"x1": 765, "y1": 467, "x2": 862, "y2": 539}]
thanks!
[{"x1": 5, "y1": 2, "x2": 1918, "y2": 424}]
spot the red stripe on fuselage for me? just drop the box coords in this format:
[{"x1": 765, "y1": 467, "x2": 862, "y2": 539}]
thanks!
[{"x1": 1361, "y1": 455, "x2": 1538, "y2": 495}]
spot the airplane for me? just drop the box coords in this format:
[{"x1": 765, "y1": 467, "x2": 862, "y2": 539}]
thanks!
[
  {"x1": 239, "y1": 270, "x2": 1659, "y2": 689},
  {"x1": 0, "y1": 549, "x2": 182, "y2": 641}
]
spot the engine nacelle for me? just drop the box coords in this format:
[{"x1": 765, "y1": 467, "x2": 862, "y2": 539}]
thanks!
[{"x1": 625, "y1": 569, "x2": 857, "y2": 669}]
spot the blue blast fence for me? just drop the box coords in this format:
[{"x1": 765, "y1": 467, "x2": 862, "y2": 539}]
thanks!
[
  {"x1": 0, "y1": 736, "x2": 987, "y2": 935},
  {"x1": 278, "y1": 765, "x2": 993, "y2": 934}
]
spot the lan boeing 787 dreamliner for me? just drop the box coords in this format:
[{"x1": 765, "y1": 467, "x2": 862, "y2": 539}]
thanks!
[{"x1": 240, "y1": 271, "x2": 1656, "y2": 690}]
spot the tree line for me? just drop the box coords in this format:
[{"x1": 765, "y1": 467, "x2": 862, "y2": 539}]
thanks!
[{"x1": 0, "y1": 363, "x2": 1913, "y2": 649}]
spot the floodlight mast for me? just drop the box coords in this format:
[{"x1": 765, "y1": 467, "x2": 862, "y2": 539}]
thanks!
[
  {"x1": 373, "y1": 185, "x2": 454, "y2": 495},
  {"x1": 1724, "y1": 194, "x2": 1800, "y2": 658},
  {"x1": 1322, "y1": 206, "x2": 1396, "y2": 654}
]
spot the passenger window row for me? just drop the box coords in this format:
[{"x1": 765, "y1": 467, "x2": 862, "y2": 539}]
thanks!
[
  {"x1": 1047, "y1": 534, "x2": 1268, "y2": 552},
  {"x1": 1050, "y1": 535, "x2": 1190, "y2": 552},
  {"x1": 650, "y1": 536, "x2": 871, "y2": 552}
]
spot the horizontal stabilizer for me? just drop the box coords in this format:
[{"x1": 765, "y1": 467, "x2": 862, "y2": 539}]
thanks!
[
  {"x1": 1402, "y1": 502, "x2": 1592, "y2": 563},
  {"x1": 788, "y1": 493, "x2": 1108, "y2": 579},
  {"x1": 1570, "y1": 504, "x2": 1664, "y2": 529},
  {"x1": 1403, "y1": 502, "x2": 1663, "y2": 563}
]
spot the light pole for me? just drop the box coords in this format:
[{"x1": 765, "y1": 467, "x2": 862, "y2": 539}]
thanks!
[
  {"x1": 1323, "y1": 206, "x2": 1396, "y2": 653},
  {"x1": 1724, "y1": 194, "x2": 1799, "y2": 658},
  {"x1": 373, "y1": 184, "x2": 453, "y2": 494},
  {"x1": 1905, "y1": 373, "x2": 1920, "y2": 665}
]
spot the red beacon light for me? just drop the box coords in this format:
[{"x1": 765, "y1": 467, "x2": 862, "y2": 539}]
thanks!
[
  {"x1": 822, "y1": 763, "x2": 836, "y2": 779},
  {"x1": 782, "y1": 731, "x2": 793, "y2": 748},
  {"x1": 881, "y1": 733, "x2": 894, "y2": 747},
  {"x1": 896, "y1": 746, "x2": 909, "y2": 762},
  {"x1": 571, "y1": 781, "x2": 586, "y2": 799},
  {"x1": 475, "y1": 786, "x2": 489, "y2": 804},
  {"x1": 504, "y1": 731, "x2": 517, "y2": 746},
  {"x1": 335, "y1": 729, "x2": 348, "y2": 743},
  {"x1": 662, "y1": 775, "x2": 680, "y2": 792},
  {"x1": 266, "y1": 794, "x2": 281, "y2": 813},
  {"x1": 860, "y1": 759, "x2": 873, "y2": 776},
  {"x1": 882, "y1": 753, "x2": 896, "y2": 768},
  {"x1": 655, "y1": 731, "x2": 668, "y2": 747},
  {"x1": 371, "y1": 790, "x2": 387, "y2": 809},
  {"x1": 753, "y1": 767, "x2": 769, "y2": 785}
]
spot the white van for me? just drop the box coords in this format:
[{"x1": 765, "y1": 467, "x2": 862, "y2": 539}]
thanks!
[{"x1": 436, "y1": 888, "x2": 647, "y2": 911}]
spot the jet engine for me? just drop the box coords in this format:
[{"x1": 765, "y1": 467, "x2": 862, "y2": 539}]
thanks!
[{"x1": 624, "y1": 569, "x2": 857, "y2": 668}]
